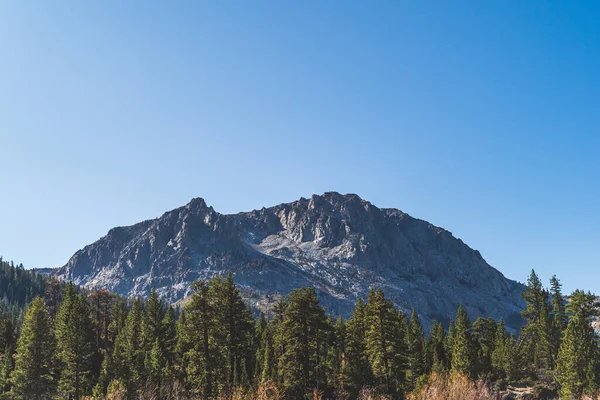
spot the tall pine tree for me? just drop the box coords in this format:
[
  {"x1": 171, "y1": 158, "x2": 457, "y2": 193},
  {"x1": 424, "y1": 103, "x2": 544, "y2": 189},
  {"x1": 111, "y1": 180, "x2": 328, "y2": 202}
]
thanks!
[
  {"x1": 10, "y1": 297, "x2": 56, "y2": 400},
  {"x1": 55, "y1": 284, "x2": 95, "y2": 400}
]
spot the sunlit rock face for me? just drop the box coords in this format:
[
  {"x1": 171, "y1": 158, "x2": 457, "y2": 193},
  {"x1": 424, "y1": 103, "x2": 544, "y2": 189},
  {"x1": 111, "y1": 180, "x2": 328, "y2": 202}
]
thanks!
[{"x1": 56, "y1": 192, "x2": 524, "y2": 331}]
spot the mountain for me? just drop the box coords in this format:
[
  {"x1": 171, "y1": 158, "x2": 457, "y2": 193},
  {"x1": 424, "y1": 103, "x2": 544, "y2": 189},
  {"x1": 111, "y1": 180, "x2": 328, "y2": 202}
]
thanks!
[{"x1": 55, "y1": 192, "x2": 524, "y2": 330}]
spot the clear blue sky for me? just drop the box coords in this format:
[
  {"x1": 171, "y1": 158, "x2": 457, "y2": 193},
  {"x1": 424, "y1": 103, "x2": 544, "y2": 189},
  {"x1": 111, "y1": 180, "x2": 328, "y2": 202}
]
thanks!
[{"x1": 1, "y1": 1, "x2": 598, "y2": 294}]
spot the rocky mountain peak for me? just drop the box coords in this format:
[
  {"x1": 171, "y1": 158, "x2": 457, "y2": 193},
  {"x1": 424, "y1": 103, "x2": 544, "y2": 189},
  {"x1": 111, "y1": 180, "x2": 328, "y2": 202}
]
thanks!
[{"x1": 55, "y1": 192, "x2": 525, "y2": 331}]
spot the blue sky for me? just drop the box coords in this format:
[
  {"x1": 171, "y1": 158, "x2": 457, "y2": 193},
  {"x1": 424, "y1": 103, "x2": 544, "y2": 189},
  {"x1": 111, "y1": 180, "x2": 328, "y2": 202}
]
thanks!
[{"x1": 0, "y1": 1, "x2": 598, "y2": 294}]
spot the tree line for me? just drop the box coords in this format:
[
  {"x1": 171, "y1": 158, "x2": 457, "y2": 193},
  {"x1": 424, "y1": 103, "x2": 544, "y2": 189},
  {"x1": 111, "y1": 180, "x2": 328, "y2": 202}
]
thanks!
[{"x1": 0, "y1": 262, "x2": 597, "y2": 399}]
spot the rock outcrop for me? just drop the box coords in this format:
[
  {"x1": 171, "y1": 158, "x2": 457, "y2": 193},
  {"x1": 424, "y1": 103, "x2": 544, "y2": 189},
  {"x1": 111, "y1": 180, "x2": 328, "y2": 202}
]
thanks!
[{"x1": 56, "y1": 192, "x2": 524, "y2": 330}]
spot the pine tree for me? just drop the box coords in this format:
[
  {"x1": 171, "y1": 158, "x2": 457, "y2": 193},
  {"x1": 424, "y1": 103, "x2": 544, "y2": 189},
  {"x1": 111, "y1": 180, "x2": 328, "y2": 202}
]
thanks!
[
  {"x1": 162, "y1": 306, "x2": 177, "y2": 369},
  {"x1": 182, "y1": 279, "x2": 226, "y2": 399},
  {"x1": 342, "y1": 297, "x2": 372, "y2": 396},
  {"x1": 364, "y1": 288, "x2": 405, "y2": 398},
  {"x1": 445, "y1": 319, "x2": 455, "y2": 366},
  {"x1": 520, "y1": 269, "x2": 553, "y2": 370},
  {"x1": 55, "y1": 284, "x2": 95, "y2": 400},
  {"x1": 549, "y1": 275, "x2": 567, "y2": 366},
  {"x1": 450, "y1": 305, "x2": 474, "y2": 377},
  {"x1": 555, "y1": 290, "x2": 599, "y2": 398},
  {"x1": 147, "y1": 337, "x2": 167, "y2": 392},
  {"x1": 254, "y1": 313, "x2": 268, "y2": 382},
  {"x1": 491, "y1": 319, "x2": 521, "y2": 382},
  {"x1": 427, "y1": 321, "x2": 448, "y2": 373},
  {"x1": 406, "y1": 309, "x2": 425, "y2": 389},
  {"x1": 10, "y1": 297, "x2": 56, "y2": 400},
  {"x1": 472, "y1": 316, "x2": 497, "y2": 378},
  {"x1": 215, "y1": 273, "x2": 254, "y2": 389},
  {"x1": 174, "y1": 309, "x2": 191, "y2": 385},
  {"x1": 112, "y1": 297, "x2": 145, "y2": 398},
  {"x1": 275, "y1": 287, "x2": 331, "y2": 399},
  {"x1": 0, "y1": 345, "x2": 12, "y2": 394},
  {"x1": 332, "y1": 316, "x2": 346, "y2": 393}
]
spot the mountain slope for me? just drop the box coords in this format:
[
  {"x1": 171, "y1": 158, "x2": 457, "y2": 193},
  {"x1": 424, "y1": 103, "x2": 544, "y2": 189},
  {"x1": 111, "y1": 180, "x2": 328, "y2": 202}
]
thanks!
[{"x1": 55, "y1": 192, "x2": 524, "y2": 330}]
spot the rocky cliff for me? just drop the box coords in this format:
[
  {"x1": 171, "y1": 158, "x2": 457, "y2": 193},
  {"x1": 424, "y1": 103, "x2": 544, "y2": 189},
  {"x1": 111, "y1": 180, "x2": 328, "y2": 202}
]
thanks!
[{"x1": 55, "y1": 192, "x2": 524, "y2": 330}]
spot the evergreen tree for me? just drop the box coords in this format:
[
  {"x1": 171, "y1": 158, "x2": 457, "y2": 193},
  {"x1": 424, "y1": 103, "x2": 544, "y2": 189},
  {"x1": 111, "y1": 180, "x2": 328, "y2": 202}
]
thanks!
[
  {"x1": 332, "y1": 316, "x2": 346, "y2": 394},
  {"x1": 520, "y1": 269, "x2": 553, "y2": 370},
  {"x1": 555, "y1": 290, "x2": 599, "y2": 398},
  {"x1": 0, "y1": 345, "x2": 12, "y2": 394},
  {"x1": 162, "y1": 306, "x2": 177, "y2": 369},
  {"x1": 491, "y1": 319, "x2": 521, "y2": 382},
  {"x1": 364, "y1": 288, "x2": 405, "y2": 398},
  {"x1": 10, "y1": 297, "x2": 56, "y2": 400},
  {"x1": 549, "y1": 275, "x2": 567, "y2": 366},
  {"x1": 253, "y1": 313, "x2": 268, "y2": 382},
  {"x1": 342, "y1": 297, "x2": 372, "y2": 396},
  {"x1": 406, "y1": 309, "x2": 425, "y2": 389},
  {"x1": 55, "y1": 284, "x2": 95, "y2": 400},
  {"x1": 445, "y1": 319, "x2": 455, "y2": 367},
  {"x1": 472, "y1": 316, "x2": 496, "y2": 378},
  {"x1": 174, "y1": 309, "x2": 191, "y2": 385},
  {"x1": 275, "y1": 287, "x2": 331, "y2": 399},
  {"x1": 112, "y1": 297, "x2": 145, "y2": 398},
  {"x1": 427, "y1": 321, "x2": 448, "y2": 373},
  {"x1": 182, "y1": 279, "x2": 226, "y2": 399},
  {"x1": 450, "y1": 305, "x2": 474, "y2": 377},
  {"x1": 215, "y1": 273, "x2": 254, "y2": 389}
]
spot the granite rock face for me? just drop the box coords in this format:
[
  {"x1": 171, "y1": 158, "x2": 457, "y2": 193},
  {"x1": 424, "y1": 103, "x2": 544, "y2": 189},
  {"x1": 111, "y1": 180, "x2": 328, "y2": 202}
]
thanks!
[{"x1": 56, "y1": 192, "x2": 524, "y2": 330}]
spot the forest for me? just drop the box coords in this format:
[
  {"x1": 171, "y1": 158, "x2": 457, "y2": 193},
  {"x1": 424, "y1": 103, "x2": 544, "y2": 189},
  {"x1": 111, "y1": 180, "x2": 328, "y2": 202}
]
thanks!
[{"x1": 0, "y1": 257, "x2": 598, "y2": 400}]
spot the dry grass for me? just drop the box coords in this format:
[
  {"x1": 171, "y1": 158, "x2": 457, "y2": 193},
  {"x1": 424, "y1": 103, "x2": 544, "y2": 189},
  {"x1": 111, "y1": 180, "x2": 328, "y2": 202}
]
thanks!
[
  {"x1": 407, "y1": 372, "x2": 497, "y2": 400},
  {"x1": 357, "y1": 386, "x2": 391, "y2": 400}
]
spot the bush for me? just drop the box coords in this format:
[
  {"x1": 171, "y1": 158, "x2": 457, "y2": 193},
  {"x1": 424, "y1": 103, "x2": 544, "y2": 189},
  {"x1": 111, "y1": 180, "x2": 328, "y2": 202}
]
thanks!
[{"x1": 407, "y1": 372, "x2": 497, "y2": 400}]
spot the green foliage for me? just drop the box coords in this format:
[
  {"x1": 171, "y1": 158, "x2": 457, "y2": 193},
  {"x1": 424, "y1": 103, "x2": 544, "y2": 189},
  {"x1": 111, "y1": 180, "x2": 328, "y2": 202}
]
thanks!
[
  {"x1": 1, "y1": 264, "x2": 600, "y2": 399},
  {"x1": 491, "y1": 319, "x2": 520, "y2": 382},
  {"x1": 406, "y1": 309, "x2": 426, "y2": 389},
  {"x1": 472, "y1": 317, "x2": 496, "y2": 378},
  {"x1": 55, "y1": 284, "x2": 95, "y2": 400},
  {"x1": 342, "y1": 297, "x2": 372, "y2": 396},
  {"x1": 555, "y1": 290, "x2": 600, "y2": 398},
  {"x1": 520, "y1": 269, "x2": 554, "y2": 370},
  {"x1": 450, "y1": 305, "x2": 474, "y2": 377},
  {"x1": 9, "y1": 297, "x2": 56, "y2": 400},
  {"x1": 428, "y1": 320, "x2": 448, "y2": 373},
  {"x1": 364, "y1": 288, "x2": 406, "y2": 397},
  {"x1": 274, "y1": 287, "x2": 331, "y2": 399}
]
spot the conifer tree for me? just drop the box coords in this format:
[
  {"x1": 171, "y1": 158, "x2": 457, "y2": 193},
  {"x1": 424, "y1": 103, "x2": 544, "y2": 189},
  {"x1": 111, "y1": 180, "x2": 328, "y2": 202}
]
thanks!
[
  {"x1": 254, "y1": 313, "x2": 267, "y2": 382},
  {"x1": 450, "y1": 305, "x2": 474, "y2": 377},
  {"x1": 182, "y1": 279, "x2": 226, "y2": 399},
  {"x1": 162, "y1": 306, "x2": 177, "y2": 369},
  {"x1": 342, "y1": 297, "x2": 372, "y2": 395},
  {"x1": 427, "y1": 321, "x2": 448, "y2": 373},
  {"x1": 331, "y1": 317, "x2": 347, "y2": 390},
  {"x1": 55, "y1": 284, "x2": 95, "y2": 400},
  {"x1": 215, "y1": 273, "x2": 254, "y2": 389},
  {"x1": 0, "y1": 345, "x2": 12, "y2": 395},
  {"x1": 364, "y1": 288, "x2": 405, "y2": 398},
  {"x1": 406, "y1": 309, "x2": 426, "y2": 389},
  {"x1": 445, "y1": 319, "x2": 455, "y2": 365},
  {"x1": 142, "y1": 289, "x2": 166, "y2": 346},
  {"x1": 275, "y1": 287, "x2": 331, "y2": 399},
  {"x1": 549, "y1": 275, "x2": 567, "y2": 366},
  {"x1": 520, "y1": 269, "x2": 553, "y2": 370},
  {"x1": 491, "y1": 319, "x2": 521, "y2": 382},
  {"x1": 10, "y1": 297, "x2": 56, "y2": 400},
  {"x1": 555, "y1": 290, "x2": 599, "y2": 398},
  {"x1": 174, "y1": 309, "x2": 191, "y2": 385},
  {"x1": 112, "y1": 297, "x2": 145, "y2": 398},
  {"x1": 472, "y1": 316, "x2": 496, "y2": 377}
]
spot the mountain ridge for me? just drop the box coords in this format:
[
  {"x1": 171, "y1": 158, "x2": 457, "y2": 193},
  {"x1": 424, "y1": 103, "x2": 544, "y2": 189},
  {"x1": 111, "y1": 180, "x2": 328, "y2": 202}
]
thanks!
[{"x1": 55, "y1": 192, "x2": 525, "y2": 330}]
